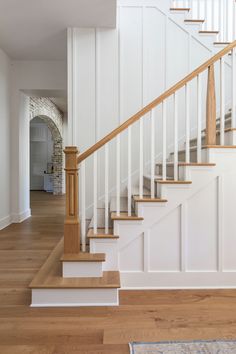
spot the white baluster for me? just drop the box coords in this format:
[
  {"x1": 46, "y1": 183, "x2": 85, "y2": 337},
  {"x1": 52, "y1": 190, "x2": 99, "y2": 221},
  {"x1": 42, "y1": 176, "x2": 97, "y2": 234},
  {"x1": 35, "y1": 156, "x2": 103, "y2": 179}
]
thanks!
[
  {"x1": 105, "y1": 143, "x2": 109, "y2": 234},
  {"x1": 128, "y1": 126, "x2": 132, "y2": 216},
  {"x1": 204, "y1": 0, "x2": 208, "y2": 30},
  {"x1": 81, "y1": 160, "x2": 86, "y2": 252},
  {"x1": 93, "y1": 151, "x2": 98, "y2": 234},
  {"x1": 220, "y1": 57, "x2": 225, "y2": 145},
  {"x1": 232, "y1": 48, "x2": 236, "y2": 128},
  {"x1": 219, "y1": 0, "x2": 222, "y2": 41},
  {"x1": 162, "y1": 101, "x2": 167, "y2": 180},
  {"x1": 190, "y1": 0, "x2": 193, "y2": 19},
  {"x1": 233, "y1": 0, "x2": 236, "y2": 40},
  {"x1": 174, "y1": 92, "x2": 178, "y2": 181},
  {"x1": 139, "y1": 118, "x2": 143, "y2": 199},
  {"x1": 225, "y1": 0, "x2": 229, "y2": 41},
  {"x1": 212, "y1": 0, "x2": 215, "y2": 30},
  {"x1": 116, "y1": 134, "x2": 120, "y2": 216},
  {"x1": 150, "y1": 109, "x2": 155, "y2": 199},
  {"x1": 185, "y1": 83, "x2": 190, "y2": 163},
  {"x1": 197, "y1": 0, "x2": 200, "y2": 19},
  {"x1": 197, "y1": 74, "x2": 202, "y2": 163},
  {"x1": 223, "y1": 0, "x2": 227, "y2": 42}
]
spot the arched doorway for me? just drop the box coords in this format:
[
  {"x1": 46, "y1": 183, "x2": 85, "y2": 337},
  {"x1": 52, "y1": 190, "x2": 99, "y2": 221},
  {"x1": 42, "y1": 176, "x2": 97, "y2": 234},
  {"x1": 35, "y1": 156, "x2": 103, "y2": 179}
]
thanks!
[{"x1": 30, "y1": 98, "x2": 64, "y2": 195}]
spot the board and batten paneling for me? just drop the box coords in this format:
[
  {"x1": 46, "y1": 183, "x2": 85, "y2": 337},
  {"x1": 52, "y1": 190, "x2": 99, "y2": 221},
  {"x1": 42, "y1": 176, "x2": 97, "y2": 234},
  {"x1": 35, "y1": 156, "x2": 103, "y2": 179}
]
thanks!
[{"x1": 69, "y1": 3, "x2": 231, "y2": 217}]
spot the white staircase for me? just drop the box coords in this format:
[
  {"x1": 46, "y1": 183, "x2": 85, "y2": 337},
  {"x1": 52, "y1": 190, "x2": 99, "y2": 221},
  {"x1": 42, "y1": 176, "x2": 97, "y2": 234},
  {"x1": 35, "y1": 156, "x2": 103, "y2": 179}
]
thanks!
[{"x1": 30, "y1": 1, "x2": 236, "y2": 307}]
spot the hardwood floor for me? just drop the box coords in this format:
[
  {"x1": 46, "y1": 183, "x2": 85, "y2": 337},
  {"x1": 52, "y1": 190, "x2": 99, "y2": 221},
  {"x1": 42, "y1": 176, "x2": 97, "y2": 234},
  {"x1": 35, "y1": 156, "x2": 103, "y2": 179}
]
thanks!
[{"x1": 1, "y1": 191, "x2": 236, "y2": 353}]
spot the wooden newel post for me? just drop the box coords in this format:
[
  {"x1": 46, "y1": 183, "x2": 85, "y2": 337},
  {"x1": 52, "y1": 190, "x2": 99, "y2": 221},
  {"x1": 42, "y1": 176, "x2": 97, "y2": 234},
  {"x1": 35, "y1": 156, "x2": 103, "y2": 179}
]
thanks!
[
  {"x1": 64, "y1": 146, "x2": 80, "y2": 254},
  {"x1": 206, "y1": 64, "x2": 216, "y2": 145}
]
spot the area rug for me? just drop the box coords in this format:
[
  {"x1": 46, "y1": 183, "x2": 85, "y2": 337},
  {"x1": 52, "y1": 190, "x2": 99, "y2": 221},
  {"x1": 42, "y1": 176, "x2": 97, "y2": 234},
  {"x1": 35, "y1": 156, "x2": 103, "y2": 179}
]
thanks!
[{"x1": 129, "y1": 340, "x2": 236, "y2": 353}]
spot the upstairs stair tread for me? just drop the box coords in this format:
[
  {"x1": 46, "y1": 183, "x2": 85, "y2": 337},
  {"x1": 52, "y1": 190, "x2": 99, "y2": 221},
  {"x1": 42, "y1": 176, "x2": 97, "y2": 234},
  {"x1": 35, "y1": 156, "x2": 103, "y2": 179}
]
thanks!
[
  {"x1": 30, "y1": 239, "x2": 120, "y2": 289},
  {"x1": 170, "y1": 7, "x2": 190, "y2": 11},
  {"x1": 133, "y1": 196, "x2": 168, "y2": 203},
  {"x1": 184, "y1": 19, "x2": 205, "y2": 23}
]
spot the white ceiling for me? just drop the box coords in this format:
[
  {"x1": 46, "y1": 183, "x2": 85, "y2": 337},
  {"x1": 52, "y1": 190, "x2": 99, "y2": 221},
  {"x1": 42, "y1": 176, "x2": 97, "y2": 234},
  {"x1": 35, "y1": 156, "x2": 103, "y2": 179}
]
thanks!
[{"x1": 0, "y1": 0, "x2": 116, "y2": 60}]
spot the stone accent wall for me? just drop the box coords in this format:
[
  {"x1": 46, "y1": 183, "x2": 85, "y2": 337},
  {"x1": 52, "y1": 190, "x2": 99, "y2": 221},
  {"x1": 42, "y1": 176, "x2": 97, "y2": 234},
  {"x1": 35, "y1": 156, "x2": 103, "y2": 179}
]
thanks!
[{"x1": 30, "y1": 98, "x2": 64, "y2": 195}]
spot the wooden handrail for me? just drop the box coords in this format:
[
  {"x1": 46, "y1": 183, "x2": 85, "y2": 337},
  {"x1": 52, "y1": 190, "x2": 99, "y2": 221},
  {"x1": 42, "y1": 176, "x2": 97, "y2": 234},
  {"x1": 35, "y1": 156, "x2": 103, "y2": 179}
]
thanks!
[{"x1": 77, "y1": 40, "x2": 236, "y2": 164}]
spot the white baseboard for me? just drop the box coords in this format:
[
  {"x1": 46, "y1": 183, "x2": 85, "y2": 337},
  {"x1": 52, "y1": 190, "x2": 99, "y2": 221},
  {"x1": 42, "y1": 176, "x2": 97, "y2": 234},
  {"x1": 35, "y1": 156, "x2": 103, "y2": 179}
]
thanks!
[
  {"x1": 11, "y1": 208, "x2": 31, "y2": 223},
  {"x1": 0, "y1": 215, "x2": 12, "y2": 230}
]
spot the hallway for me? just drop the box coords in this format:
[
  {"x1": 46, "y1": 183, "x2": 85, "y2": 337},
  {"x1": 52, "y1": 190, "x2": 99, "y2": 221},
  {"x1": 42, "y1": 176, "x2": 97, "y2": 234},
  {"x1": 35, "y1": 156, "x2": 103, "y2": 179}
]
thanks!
[{"x1": 0, "y1": 192, "x2": 236, "y2": 353}]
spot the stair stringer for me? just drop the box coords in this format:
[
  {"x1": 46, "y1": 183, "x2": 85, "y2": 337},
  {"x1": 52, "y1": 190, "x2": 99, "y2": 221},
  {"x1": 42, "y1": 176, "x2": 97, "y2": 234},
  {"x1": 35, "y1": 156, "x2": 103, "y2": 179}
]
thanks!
[{"x1": 114, "y1": 148, "x2": 236, "y2": 289}]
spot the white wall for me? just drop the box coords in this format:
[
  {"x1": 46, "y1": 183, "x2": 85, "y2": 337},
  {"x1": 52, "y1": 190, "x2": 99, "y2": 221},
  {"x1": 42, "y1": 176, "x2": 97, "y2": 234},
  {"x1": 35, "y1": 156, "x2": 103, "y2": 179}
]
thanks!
[
  {"x1": 69, "y1": 1, "x2": 231, "y2": 216},
  {"x1": 11, "y1": 61, "x2": 67, "y2": 222},
  {"x1": 0, "y1": 48, "x2": 11, "y2": 229}
]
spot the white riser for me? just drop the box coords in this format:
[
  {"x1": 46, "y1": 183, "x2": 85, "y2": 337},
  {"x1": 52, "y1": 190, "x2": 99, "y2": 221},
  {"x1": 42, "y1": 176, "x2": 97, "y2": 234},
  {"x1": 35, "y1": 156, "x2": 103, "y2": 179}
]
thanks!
[
  {"x1": 114, "y1": 149, "x2": 236, "y2": 289},
  {"x1": 90, "y1": 239, "x2": 119, "y2": 271},
  {"x1": 62, "y1": 261, "x2": 103, "y2": 278},
  {"x1": 31, "y1": 288, "x2": 119, "y2": 307}
]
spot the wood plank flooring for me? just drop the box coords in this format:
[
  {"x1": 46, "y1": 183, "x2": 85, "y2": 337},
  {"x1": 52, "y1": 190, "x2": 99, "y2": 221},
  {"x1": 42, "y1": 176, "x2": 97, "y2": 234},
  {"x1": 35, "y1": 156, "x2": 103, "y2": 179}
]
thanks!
[{"x1": 1, "y1": 191, "x2": 236, "y2": 353}]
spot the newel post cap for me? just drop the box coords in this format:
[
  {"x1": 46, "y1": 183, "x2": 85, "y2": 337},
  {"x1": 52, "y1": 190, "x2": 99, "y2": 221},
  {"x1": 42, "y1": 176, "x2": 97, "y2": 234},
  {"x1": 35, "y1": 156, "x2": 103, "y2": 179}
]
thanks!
[{"x1": 64, "y1": 146, "x2": 79, "y2": 155}]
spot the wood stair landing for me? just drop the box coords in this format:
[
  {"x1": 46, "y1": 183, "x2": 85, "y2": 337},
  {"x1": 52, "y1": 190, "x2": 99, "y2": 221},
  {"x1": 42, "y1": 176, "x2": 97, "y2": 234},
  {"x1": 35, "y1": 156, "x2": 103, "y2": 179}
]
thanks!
[{"x1": 29, "y1": 239, "x2": 120, "y2": 290}]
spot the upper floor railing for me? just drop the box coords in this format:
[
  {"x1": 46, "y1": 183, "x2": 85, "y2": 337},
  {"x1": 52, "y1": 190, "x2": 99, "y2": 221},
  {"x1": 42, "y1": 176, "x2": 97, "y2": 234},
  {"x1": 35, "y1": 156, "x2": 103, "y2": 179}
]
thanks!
[
  {"x1": 171, "y1": 0, "x2": 236, "y2": 43},
  {"x1": 63, "y1": 40, "x2": 236, "y2": 255}
]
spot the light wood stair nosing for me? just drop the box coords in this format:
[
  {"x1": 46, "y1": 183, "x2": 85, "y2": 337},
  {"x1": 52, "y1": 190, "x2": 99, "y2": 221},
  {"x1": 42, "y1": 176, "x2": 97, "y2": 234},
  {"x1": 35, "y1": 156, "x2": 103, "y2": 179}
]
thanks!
[
  {"x1": 133, "y1": 196, "x2": 168, "y2": 203},
  {"x1": 87, "y1": 228, "x2": 119, "y2": 239},
  {"x1": 60, "y1": 252, "x2": 106, "y2": 262},
  {"x1": 184, "y1": 19, "x2": 205, "y2": 23},
  {"x1": 156, "y1": 180, "x2": 192, "y2": 185},
  {"x1": 170, "y1": 7, "x2": 190, "y2": 11},
  {"x1": 111, "y1": 212, "x2": 144, "y2": 221}
]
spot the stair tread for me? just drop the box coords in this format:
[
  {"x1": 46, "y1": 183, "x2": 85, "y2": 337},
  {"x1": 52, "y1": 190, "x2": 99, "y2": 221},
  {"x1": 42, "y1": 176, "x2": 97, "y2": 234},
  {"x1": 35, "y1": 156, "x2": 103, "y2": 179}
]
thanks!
[
  {"x1": 184, "y1": 19, "x2": 205, "y2": 23},
  {"x1": 156, "y1": 180, "x2": 192, "y2": 185},
  {"x1": 170, "y1": 7, "x2": 190, "y2": 11},
  {"x1": 87, "y1": 228, "x2": 119, "y2": 239},
  {"x1": 199, "y1": 30, "x2": 219, "y2": 34},
  {"x1": 61, "y1": 252, "x2": 106, "y2": 262},
  {"x1": 30, "y1": 239, "x2": 120, "y2": 289},
  {"x1": 111, "y1": 212, "x2": 144, "y2": 221},
  {"x1": 156, "y1": 162, "x2": 216, "y2": 167},
  {"x1": 133, "y1": 196, "x2": 167, "y2": 203}
]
